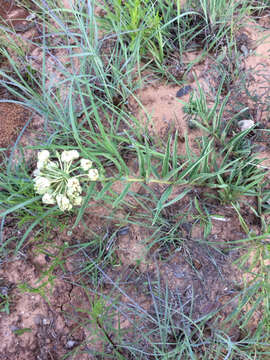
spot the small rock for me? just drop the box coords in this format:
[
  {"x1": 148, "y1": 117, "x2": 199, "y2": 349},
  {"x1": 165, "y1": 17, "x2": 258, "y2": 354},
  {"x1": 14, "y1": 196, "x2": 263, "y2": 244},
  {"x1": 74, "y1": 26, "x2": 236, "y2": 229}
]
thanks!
[
  {"x1": 10, "y1": 325, "x2": 19, "y2": 332},
  {"x1": 176, "y1": 85, "x2": 192, "y2": 98},
  {"x1": 0, "y1": 287, "x2": 8, "y2": 296},
  {"x1": 42, "y1": 318, "x2": 50, "y2": 325},
  {"x1": 117, "y1": 227, "x2": 129, "y2": 236},
  {"x1": 238, "y1": 119, "x2": 255, "y2": 131},
  {"x1": 240, "y1": 45, "x2": 249, "y2": 57},
  {"x1": 66, "y1": 340, "x2": 77, "y2": 349}
]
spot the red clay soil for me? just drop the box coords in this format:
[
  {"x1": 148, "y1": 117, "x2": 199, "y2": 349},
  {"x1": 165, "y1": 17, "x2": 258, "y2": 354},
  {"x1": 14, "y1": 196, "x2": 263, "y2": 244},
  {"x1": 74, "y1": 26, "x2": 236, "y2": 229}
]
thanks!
[
  {"x1": 0, "y1": 2, "x2": 32, "y2": 149},
  {"x1": 0, "y1": 102, "x2": 29, "y2": 148},
  {"x1": 0, "y1": 2, "x2": 29, "y2": 29}
]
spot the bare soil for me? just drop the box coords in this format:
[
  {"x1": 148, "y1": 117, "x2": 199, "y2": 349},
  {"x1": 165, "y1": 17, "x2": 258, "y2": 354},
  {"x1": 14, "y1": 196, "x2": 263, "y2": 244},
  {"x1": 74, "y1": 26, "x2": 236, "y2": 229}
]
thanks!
[
  {"x1": 0, "y1": 3, "x2": 31, "y2": 149},
  {"x1": 0, "y1": 102, "x2": 30, "y2": 148}
]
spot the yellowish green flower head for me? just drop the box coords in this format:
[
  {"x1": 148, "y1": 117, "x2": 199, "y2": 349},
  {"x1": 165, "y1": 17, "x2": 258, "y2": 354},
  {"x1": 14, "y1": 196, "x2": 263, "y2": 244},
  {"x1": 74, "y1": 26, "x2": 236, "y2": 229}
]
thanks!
[{"x1": 33, "y1": 150, "x2": 99, "y2": 211}]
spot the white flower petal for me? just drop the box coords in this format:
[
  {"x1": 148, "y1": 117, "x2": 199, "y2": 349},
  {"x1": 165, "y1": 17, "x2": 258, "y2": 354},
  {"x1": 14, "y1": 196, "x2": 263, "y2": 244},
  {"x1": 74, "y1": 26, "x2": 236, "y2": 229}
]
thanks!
[
  {"x1": 67, "y1": 177, "x2": 80, "y2": 188},
  {"x1": 66, "y1": 177, "x2": 82, "y2": 197},
  {"x1": 61, "y1": 150, "x2": 80, "y2": 162},
  {"x1": 33, "y1": 168, "x2": 40, "y2": 177},
  {"x1": 37, "y1": 160, "x2": 46, "y2": 170},
  {"x1": 72, "y1": 196, "x2": 83, "y2": 206},
  {"x1": 37, "y1": 150, "x2": 50, "y2": 162},
  {"x1": 56, "y1": 194, "x2": 72, "y2": 211},
  {"x1": 80, "y1": 158, "x2": 92, "y2": 171},
  {"x1": 42, "y1": 193, "x2": 56, "y2": 205},
  {"x1": 88, "y1": 169, "x2": 99, "y2": 181},
  {"x1": 34, "y1": 176, "x2": 51, "y2": 195}
]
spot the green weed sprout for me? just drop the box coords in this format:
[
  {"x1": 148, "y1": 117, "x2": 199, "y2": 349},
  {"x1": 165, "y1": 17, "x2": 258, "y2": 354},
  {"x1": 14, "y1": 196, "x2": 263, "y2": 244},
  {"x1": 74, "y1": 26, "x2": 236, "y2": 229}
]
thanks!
[{"x1": 33, "y1": 150, "x2": 99, "y2": 211}]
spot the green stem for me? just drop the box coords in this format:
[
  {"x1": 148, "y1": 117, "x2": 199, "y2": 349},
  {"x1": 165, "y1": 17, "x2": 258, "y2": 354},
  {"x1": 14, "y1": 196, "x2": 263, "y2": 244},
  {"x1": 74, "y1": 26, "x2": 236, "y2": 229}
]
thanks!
[{"x1": 98, "y1": 176, "x2": 174, "y2": 185}]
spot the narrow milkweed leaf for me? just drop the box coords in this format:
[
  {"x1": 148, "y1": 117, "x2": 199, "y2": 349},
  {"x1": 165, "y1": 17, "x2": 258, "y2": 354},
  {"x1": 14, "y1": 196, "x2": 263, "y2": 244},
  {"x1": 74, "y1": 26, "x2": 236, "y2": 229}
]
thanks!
[
  {"x1": 96, "y1": 181, "x2": 114, "y2": 200},
  {"x1": 73, "y1": 182, "x2": 96, "y2": 228},
  {"x1": 0, "y1": 196, "x2": 41, "y2": 218},
  {"x1": 113, "y1": 183, "x2": 131, "y2": 208},
  {"x1": 231, "y1": 202, "x2": 250, "y2": 234},
  {"x1": 161, "y1": 135, "x2": 172, "y2": 178},
  {"x1": 16, "y1": 206, "x2": 58, "y2": 252},
  {"x1": 175, "y1": 141, "x2": 213, "y2": 184},
  {"x1": 162, "y1": 188, "x2": 191, "y2": 209},
  {"x1": 136, "y1": 145, "x2": 146, "y2": 178},
  {"x1": 152, "y1": 185, "x2": 173, "y2": 225},
  {"x1": 172, "y1": 131, "x2": 178, "y2": 180}
]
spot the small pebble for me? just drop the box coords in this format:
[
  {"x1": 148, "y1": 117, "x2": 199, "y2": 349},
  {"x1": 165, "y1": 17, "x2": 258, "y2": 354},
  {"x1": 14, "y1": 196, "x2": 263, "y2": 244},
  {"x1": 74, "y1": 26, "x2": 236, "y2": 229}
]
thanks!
[
  {"x1": 238, "y1": 119, "x2": 255, "y2": 131},
  {"x1": 240, "y1": 45, "x2": 249, "y2": 57},
  {"x1": 45, "y1": 254, "x2": 51, "y2": 262},
  {"x1": 117, "y1": 227, "x2": 129, "y2": 236},
  {"x1": 0, "y1": 287, "x2": 8, "y2": 296},
  {"x1": 10, "y1": 325, "x2": 19, "y2": 332},
  {"x1": 176, "y1": 85, "x2": 192, "y2": 98},
  {"x1": 42, "y1": 318, "x2": 50, "y2": 325},
  {"x1": 66, "y1": 340, "x2": 77, "y2": 349}
]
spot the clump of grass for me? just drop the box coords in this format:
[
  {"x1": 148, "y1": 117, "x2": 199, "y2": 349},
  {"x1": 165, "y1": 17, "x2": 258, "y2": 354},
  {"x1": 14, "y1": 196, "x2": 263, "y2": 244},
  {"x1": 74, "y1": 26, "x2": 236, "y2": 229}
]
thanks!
[
  {"x1": 65, "y1": 255, "x2": 270, "y2": 359},
  {"x1": 99, "y1": 0, "x2": 250, "y2": 81}
]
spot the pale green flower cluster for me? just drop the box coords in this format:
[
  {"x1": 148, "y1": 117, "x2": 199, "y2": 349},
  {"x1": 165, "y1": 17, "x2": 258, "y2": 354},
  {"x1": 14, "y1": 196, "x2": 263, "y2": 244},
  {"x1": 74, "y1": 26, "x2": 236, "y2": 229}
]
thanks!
[{"x1": 33, "y1": 150, "x2": 99, "y2": 211}]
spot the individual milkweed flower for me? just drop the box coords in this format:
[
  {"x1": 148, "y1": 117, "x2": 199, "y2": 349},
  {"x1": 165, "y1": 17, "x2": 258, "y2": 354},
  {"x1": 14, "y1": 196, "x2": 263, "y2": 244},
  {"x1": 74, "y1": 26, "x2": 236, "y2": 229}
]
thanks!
[
  {"x1": 66, "y1": 177, "x2": 82, "y2": 198},
  {"x1": 36, "y1": 150, "x2": 50, "y2": 170},
  {"x1": 88, "y1": 168, "x2": 99, "y2": 181},
  {"x1": 34, "y1": 176, "x2": 51, "y2": 194},
  {"x1": 72, "y1": 196, "x2": 83, "y2": 206},
  {"x1": 80, "y1": 158, "x2": 93, "y2": 171},
  {"x1": 37, "y1": 160, "x2": 46, "y2": 170},
  {"x1": 61, "y1": 150, "x2": 80, "y2": 163},
  {"x1": 37, "y1": 150, "x2": 50, "y2": 162},
  {"x1": 42, "y1": 193, "x2": 56, "y2": 205},
  {"x1": 56, "y1": 194, "x2": 72, "y2": 211},
  {"x1": 33, "y1": 168, "x2": 41, "y2": 177}
]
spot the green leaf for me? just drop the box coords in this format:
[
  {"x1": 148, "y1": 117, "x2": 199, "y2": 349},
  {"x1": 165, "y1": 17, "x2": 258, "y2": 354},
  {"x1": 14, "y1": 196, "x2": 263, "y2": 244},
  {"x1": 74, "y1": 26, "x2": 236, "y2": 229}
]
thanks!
[
  {"x1": 15, "y1": 206, "x2": 58, "y2": 253},
  {"x1": 113, "y1": 183, "x2": 131, "y2": 208},
  {"x1": 162, "y1": 188, "x2": 191, "y2": 209},
  {"x1": 161, "y1": 136, "x2": 172, "y2": 178},
  {"x1": 73, "y1": 182, "x2": 95, "y2": 228},
  {"x1": 152, "y1": 185, "x2": 173, "y2": 225},
  {"x1": 0, "y1": 196, "x2": 41, "y2": 218},
  {"x1": 13, "y1": 328, "x2": 32, "y2": 336}
]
